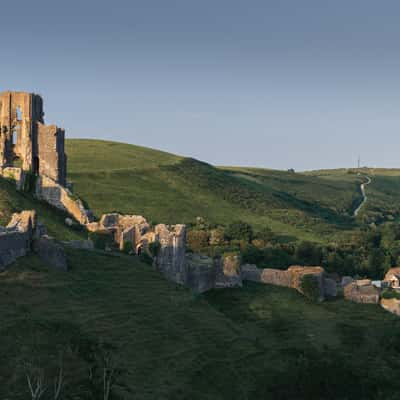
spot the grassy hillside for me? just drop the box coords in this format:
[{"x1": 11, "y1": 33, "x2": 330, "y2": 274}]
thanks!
[
  {"x1": 66, "y1": 139, "x2": 366, "y2": 242},
  {"x1": 1, "y1": 249, "x2": 399, "y2": 399},
  {"x1": 309, "y1": 168, "x2": 400, "y2": 223},
  {"x1": 0, "y1": 177, "x2": 84, "y2": 241}
]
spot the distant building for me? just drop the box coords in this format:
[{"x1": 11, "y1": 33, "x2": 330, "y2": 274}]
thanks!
[{"x1": 383, "y1": 267, "x2": 400, "y2": 289}]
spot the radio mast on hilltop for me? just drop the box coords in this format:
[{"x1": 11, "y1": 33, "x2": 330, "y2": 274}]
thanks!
[{"x1": 357, "y1": 155, "x2": 361, "y2": 169}]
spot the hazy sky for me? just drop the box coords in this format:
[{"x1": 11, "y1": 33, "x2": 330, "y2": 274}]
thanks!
[{"x1": 1, "y1": 0, "x2": 399, "y2": 170}]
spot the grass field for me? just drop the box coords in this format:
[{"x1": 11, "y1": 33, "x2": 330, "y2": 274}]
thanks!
[
  {"x1": 1, "y1": 249, "x2": 400, "y2": 399},
  {"x1": 66, "y1": 139, "x2": 368, "y2": 242}
]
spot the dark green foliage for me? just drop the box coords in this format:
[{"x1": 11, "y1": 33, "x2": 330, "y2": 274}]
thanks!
[
  {"x1": 381, "y1": 289, "x2": 400, "y2": 300},
  {"x1": 255, "y1": 226, "x2": 276, "y2": 242},
  {"x1": 300, "y1": 274, "x2": 321, "y2": 302},
  {"x1": 242, "y1": 244, "x2": 264, "y2": 265},
  {"x1": 295, "y1": 241, "x2": 323, "y2": 265},
  {"x1": 225, "y1": 220, "x2": 253, "y2": 242},
  {"x1": 187, "y1": 229, "x2": 210, "y2": 252}
]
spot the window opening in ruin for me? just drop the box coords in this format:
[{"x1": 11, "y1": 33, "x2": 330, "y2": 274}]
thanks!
[
  {"x1": 33, "y1": 156, "x2": 40, "y2": 174},
  {"x1": 16, "y1": 106, "x2": 22, "y2": 121},
  {"x1": 12, "y1": 127, "x2": 18, "y2": 146}
]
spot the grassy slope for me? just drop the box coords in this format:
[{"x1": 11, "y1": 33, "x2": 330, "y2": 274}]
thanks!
[
  {"x1": 1, "y1": 249, "x2": 399, "y2": 399},
  {"x1": 309, "y1": 168, "x2": 400, "y2": 220},
  {"x1": 67, "y1": 139, "x2": 365, "y2": 242},
  {"x1": 0, "y1": 177, "x2": 84, "y2": 240}
]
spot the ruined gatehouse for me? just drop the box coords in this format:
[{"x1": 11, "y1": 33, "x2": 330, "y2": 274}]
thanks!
[{"x1": 0, "y1": 91, "x2": 67, "y2": 185}]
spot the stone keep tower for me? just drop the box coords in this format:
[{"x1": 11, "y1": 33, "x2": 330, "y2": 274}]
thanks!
[{"x1": 0, "y1": 91, "x2": 67, "y2": 185}]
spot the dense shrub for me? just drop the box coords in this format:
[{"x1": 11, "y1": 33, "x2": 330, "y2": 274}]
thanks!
[
  {"x1": 187, "y1": 229, "x2": 209, "y2": 252},
  {"x1": 255, "y1": 226, "x2": 275, "y2": 243},
  {"x1": 225, "y1": 221, "x2": 253, "y2": 242},
  {"x1": 295, "y1": 241, "x2": 323, "y2": 265},
  {"x1": 381, "y1": 289, "x2": 400, "y2": 300}
]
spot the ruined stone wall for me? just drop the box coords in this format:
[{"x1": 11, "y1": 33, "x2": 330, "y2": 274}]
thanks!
[
  {"x1": 35, "y1": 175, "x2": 93, "y2": 224},
  {"x1": 241, "y1": 265, "x2": 328, "y2": 299},
  {"x1": 260, "y1": 268, "x2": 291, "y2": 286},
  {"x1": 214, "y1": 254, "x2": 243, "y2": 288},
  {"x1": 155, "y1": 224, "x2": 187, "y2": 284},
  {"x1": 380, "y1": 298, "x2": 400, "y2": 316},
  {"x1": 0, "y1": 211, "x2": 36, "y2": 269},
  {"x1": 0, "y1": 91, "x2": 66, "y2": 184},
  {"x1": 343, "y1": 280, "x2": 380, "y2": 304},
  {"x1": 241, "y1": 264, "x2": 262, "y2": 281},
  {"x1": 37, "y1": 123, "x2": 67, "y2": 186},
  {"x1": 287, "y1": 266, "x2": 325, "y2": 294},
  {"x1": 185, "y1": 254, "x2": 216, "y2": 293}
]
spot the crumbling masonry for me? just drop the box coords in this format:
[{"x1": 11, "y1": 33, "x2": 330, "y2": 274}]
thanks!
[
  {"x1": 0, "y1": 91, "x2": 93, "y2": 224},
  {"x1": 0, "y1": 91, "x2": 66, "y2": 185}
]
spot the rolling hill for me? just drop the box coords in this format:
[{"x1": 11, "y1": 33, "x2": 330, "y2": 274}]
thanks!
[
  {"x1": 1, "y1": 139, "x2": 400, "y2": 398},
  {"x1": 66, "y1": 139, "x2": 369, "y2": 243}
]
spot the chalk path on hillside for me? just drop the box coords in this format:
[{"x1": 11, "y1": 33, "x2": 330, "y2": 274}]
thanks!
[{"x1": 354, "y1": 175, "x2": 372, "y2": 217}]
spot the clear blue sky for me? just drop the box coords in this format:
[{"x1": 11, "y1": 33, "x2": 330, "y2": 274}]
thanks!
[{"x1": 1, "y1": 0, "x2": 399, "y2": 170}]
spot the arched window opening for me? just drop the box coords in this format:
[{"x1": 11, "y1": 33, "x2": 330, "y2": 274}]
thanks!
[{"x1": 16, "y1": 106, "x2": 22, "y2": 121}]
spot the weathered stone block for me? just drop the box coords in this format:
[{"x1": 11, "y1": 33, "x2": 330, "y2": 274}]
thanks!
[
  {"x1": 241, "y1": 264, "x2": 261, "y2": 282},
  {"x1": 185, "y1": 254, "x2": 216, "y2": 293},
  {"x1": 260, "y1": 268, "x2": 290, "y2": 286},
  {"x1": 344, "y1": 281, "x2": 380, "y2": 304},
  {"x1": 35, "y1": 237, "x2": 68, "y2": 271},
  {"x1": 215, "y1": 254, "x2": 242, "y2": 288},
  {"x1": 323, "y1": 277, "x2": 337, "y2": 298},
  {"x1": 341, "y1": 276, "x2": 354, "y2": 287},
  {"x1": 381, "y1": 298, "x2": 400, "y2": 316}
]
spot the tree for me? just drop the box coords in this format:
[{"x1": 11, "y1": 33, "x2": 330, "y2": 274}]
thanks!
[
  {"x1": 295, "y1": 241, "x2": 322, "y2": 265},
  {"x1": 255, "y1": 226, "x2": 275, "y2": 243},
  {"x1": 225, "y1": 221, "x2": 253, "y2": 243}
]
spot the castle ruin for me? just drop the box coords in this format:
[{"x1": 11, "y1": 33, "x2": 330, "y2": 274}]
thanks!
[{"x1": 0, "y1": 91, "x2": 67, "y2": 185}]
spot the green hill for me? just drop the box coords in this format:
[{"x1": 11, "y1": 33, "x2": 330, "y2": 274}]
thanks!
[
  {"x1": 1, "y1": 140, "x2": 400, "y2": 398},
  {"x1": 66, "y1": 139, "x2": 367, "y2": 242},
  {"x1": 1, "y1": 249, "x2": 399, "y2": 399}
]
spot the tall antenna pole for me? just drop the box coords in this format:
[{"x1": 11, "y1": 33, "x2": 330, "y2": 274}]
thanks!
[{"x1": 357, "y1": 155, "x2": 360, "y2": 169}]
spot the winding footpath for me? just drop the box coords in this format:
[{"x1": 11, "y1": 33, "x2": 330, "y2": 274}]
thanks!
[{"x1": 353, "y1": 175, "x2": 372, "y2": 217}]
